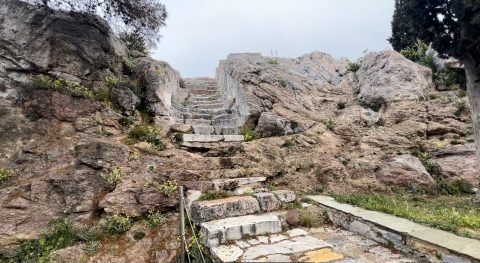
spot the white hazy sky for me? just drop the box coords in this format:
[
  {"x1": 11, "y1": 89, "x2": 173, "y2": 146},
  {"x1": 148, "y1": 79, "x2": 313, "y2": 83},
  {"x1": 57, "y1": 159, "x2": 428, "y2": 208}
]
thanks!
[{"x1": 152, "y1": 0, "x2": 395, "y2": 77}]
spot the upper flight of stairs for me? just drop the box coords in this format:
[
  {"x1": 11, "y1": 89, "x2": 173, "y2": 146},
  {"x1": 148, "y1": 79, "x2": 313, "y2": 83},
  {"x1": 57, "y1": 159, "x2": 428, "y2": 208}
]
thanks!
[{"x1": 173, "y1": 78, "x2": 244, "y2": 143}]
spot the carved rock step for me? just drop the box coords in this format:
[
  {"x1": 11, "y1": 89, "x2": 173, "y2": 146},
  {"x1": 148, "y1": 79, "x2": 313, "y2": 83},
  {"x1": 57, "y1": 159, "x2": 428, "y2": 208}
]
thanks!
[
  {"x1": 213, "y1": 177, "x2": 267, "y2": 191},
  {"x1": 190, "y1": 95, "x2": 223, "y2": 102},
  {"x1": 183, "y1": 134, "x2": 244, "y2": 143},
  {"x1": 190, "y1": 108, "x2": 228, "y2": 115},
  {"x1": 192, "y1": 196, "x2": 260, "y2": 223},
  {"x1": 189, "y1": 89, "x2": 219, "y2": 96},
  {"x1": 192, "y1": 125, "x2": 241, "y2": 135},
  {"x1": 189, "y1": 102, "x2": 225, "y2": 109},
  {"x1": 200, "y1": 214, "x2": 282, "y2": 247},
  {"x1": 211, "y1": 118, "x2": 240, "y2": 127}
]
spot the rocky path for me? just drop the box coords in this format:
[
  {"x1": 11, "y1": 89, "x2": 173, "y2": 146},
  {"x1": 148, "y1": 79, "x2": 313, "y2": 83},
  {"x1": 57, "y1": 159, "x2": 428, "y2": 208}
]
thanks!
[
  {"x1": 173, "y1": 78, "x2": 244, "y2": 144},
  {"x1": 187, "y1": 178, "x2": 415, "y2": 262}
]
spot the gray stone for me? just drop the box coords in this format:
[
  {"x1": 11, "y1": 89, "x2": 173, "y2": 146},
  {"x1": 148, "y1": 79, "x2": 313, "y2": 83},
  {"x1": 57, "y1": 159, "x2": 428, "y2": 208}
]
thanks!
[
  {"x1": 356, "y1": 51, "x2": 433, "y2": 107},
  {"x1": 200, "y1": 214, "x2": 282, "y2": 247},
  {"x1": 255, "y1": 192, "x2": 281, "y2": 212},
  {"x1": 112, "y1": 84, "x2": 141, "y2": 114},
  {"x1": 170, "y1": 123, "x2": 192, "y2": 133},
  {"x1": 269, "y1": 234, "x2": 288, "y2": 243},
  {"x1": 213, "y1": 177, "x2": 267, "y2": 191},
  {"x1": 185, "y1": 190, "x2": 202, "y2": 214},
  {"x1": 183, "y1": 134, "x2": 244, "y2": 143},
  {"x1": 249, "y1": 254, "x2": 292, "y2": 262},
  {"x1": 211, "y1": 245, "x2": 243, "y2": 262},
  {"x1": 286, "y1": 228, "x2": 308, "y2": 237},
  {"x1": 242, "y1": 235, "x2": 332, "y2": 260},
  {"x1": 255, "y1": 112, "x2": 294, "y2": 137},
  {"x1": 191, "y1": 196, "x2": 260, "y2": 222},
  {"x1": 272, "y1": 190, "x2": 296, "y2": 203}
]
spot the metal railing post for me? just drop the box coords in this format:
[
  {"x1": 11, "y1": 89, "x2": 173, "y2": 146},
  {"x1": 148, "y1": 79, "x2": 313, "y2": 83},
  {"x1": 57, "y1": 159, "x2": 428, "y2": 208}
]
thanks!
[{"x1": 179, "y1": 186, "x2": 186, "y2": 263}]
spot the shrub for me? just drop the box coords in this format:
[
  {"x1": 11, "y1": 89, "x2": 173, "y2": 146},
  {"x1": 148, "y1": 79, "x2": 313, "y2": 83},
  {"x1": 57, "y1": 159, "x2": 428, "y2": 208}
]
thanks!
[
  {"x1": 12, "y1": 218, "x2": 78, "y2": 262},
  {"x1": 118, "y1": 116, "x2": 135, "y2": 127},
  {"x1": 144, "y1": 210, "x2": 165, "y2": 228},
  {"x1": 119, "y1": 31, "x2": 148, "y2": 55},
  {"x1": 30, "y1": 75, "x2": 95, "y2": 99},
  {"x1": 454, "y1": 101, "x2": 468, "y2": 117},
  {"x1": 282, "y1": 139, "x2": 295, "y2": 148},
  {"x1": 145, "y1": 180, "x2": 178, "y2": 197},
  {"x1": 198, "y1": 190, "x2": 232, "y2": 201},
  {"x1": 425, "y1": 160, "x2": 442, "y2": 178},
  {"x1": 457, "y1": 89, "x2": 467, "y2": 98},
  {"x1": 129, "y1": 125, "x2": 165, "y2": 151},
  {"x1": 242, "y1": 123, "x2": 260, "y2": 142},
  {"x1": 101, "y1": 167, "x2": 122, "y2": 186},
  {"x1": 346, "y1": 62, "x2": 361, "y2": 73},
  {"x1": 436, "y1": 179, "x2": 474, "y2": 195},
  {"x1": 0, "y1": 168, "x2": 14, "y2": 184},
  {"x1": 104, "y1": 213, "x2": 133, "y2": 235},
  {"x1": 325, "y1": 118, "x2": 336, "y2": 131}
]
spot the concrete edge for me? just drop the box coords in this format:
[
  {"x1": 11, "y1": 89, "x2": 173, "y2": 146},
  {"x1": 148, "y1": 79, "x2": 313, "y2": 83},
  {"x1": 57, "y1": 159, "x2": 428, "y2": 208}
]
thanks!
[{"x1": 306, "y1": 195, "x2": 480, "y2": 263}]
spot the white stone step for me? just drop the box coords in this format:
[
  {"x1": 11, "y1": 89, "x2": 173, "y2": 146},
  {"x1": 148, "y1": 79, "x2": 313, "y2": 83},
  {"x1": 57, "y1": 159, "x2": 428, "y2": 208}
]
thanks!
[
  {"x1": 212, "y1": 118, "x2": 239, "y2": 127},
  {"x1": 192, "y1": 125, "x2": 241, "y2": 135},
  {"x1": 192, "y1": 196, "x2": 260, "y2": 223},
  {"x1": 183, "y1": 134, "x2": 244, "y2": 143},
  {"x1": 191, "y1": 95, "x2": 222, "y2": 102},
  {"x1": 191, "y1": 108, "x2": 228, "y2": 115},
  {"x1": 213, "y1": 177, "x2": 267, "y2": 191},
  {"x1": 200, "y1": 214, "x2": 282, "y2": 247},
  {"x1": 189, "y1": 102, "x2": 225, "y2": 109},
  {"x1": 184, "y1": 119, "x2": 212, "y2": 125}
]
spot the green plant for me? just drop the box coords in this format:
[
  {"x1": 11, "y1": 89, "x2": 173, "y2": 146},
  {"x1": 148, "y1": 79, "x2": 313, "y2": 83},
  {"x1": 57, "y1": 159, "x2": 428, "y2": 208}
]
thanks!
[
  {"x1": 299, "y1": 209, "x2": 322, "y2": 227},
  {"x1": 133, "y1": 231, "x2": 146, "y2": 241},
  {"x1": 11, "y1": 218, "x2": 78, "y2": 262},
  {"x1": 290, "y1": 121, "x2": 299, "y2": 131},
  {"x1": 118, "y1": 116, "x2": 135, "y2": 127},
  {"x1": 346, "y1": 62, "x2": 361, "y2": 72},
  {"x1": 282, "y1": 200, "x2": 303, "y2": 210},
  {"x1": 147, "y1": 165, "x2": 156, "y2": 172},
  {"x1": 30, "y1": 75, "x2": 95, "y2": 99},
  {"x1": 104, "y1": 213, "x2": 133, "y2": 235},
  {"x1": 436, "y1": 179, "x2": 474, "y2": 195},
  {"x1": 457, "y1": 89, "x2": 467, "y2": 98},
  {"x1": 0, "y1": 168, "x2": 14, "y2": 183},
  {"x1": 129, "y1": 125, "x2": 165, "y2": 151},
  {"x1": 145, "y1": 180, "x2": 178, "y2": 197},
  {"x1": 174, "y1": 133, "x2": 184, "y2": 143},
  {"x1": 325, "y1": 118, "x2": 336, "y2": 131},
  {"x1": 84, "y1": 240, "x2": 101, "y2": 254},
  {"x1": 144, "y1": 210, "x2": 165, "y2": 228},
  {"x1": 282, "y1": 139, "x2": 295, "y2": 148},
  {"x1": 119, "y1": 31, "x2": 148, "y2": 55},
  {"x1": 242, "y1": 123, "x2": 260, "y2": 142},
  {"x1": 454, "y1": 101, "x2": 468, "y2": 117},
  {"x1": 425, "y1": 160, "x2": 442, "y2": 177},
  {"x1": 101, "y1": 167, "x2": 122, "y2": 186},
  {"x1": 198, "y1": 190, "x2": 232, "y2": 201}
]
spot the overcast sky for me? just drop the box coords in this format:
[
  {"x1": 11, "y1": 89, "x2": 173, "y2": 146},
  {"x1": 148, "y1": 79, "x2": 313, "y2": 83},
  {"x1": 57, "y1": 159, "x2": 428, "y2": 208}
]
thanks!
[{"x1": 152, "y1": 0, "x2": 395, "y2": 77}]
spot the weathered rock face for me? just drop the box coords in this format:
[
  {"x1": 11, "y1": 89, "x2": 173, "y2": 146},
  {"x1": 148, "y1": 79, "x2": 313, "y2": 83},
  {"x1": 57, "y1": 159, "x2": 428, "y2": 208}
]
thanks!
[
  {"x1": 134, "y1": 57, "x2": 181, "y2": 117},
  {"x1": 356, "y1": 51, "x2": 433, "y2": 108},
  {"x1": 376, "y1": 155, "x2": 435, "y2": 187},
  {"x1": 0, "y1": 0, "x2": 126, "y2": 89}
]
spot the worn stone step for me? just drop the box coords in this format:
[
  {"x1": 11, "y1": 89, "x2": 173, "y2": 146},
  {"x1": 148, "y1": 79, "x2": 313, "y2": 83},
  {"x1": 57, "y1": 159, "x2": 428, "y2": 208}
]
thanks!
[
  {"x1": 213, "y1": 177, "x2": 267, "y2": 191},
  {"x1": 184, "y1": 119, "x2": 212, "y2": 125},
  {"x1": 189, "y1": 102, "x2": 225, "y2": 109},
  {"x1": 183, "y1": 134, "x2": 244, "y2": 143},
  {"x1": 192, "y1": 196, "x2": 260, "y2": 223},
  {"x1": 200, "y1": 214, "x2": 282, "y2": 247},
  {"x1": 190, "y1": 95, "x2": 223, "y2": 102},
  {"x1": 212, "y1": 118, "x2": 240, "y2": 127},
  {"x1": 192, "y1": 125, "x2": 241, "y2": 135},
  {"x1": 189, "y1": 99, "x2": 224, "y2": 106},
  {"x1": 189, "y1": 89, "x2": 219, "y2": 96},
  {"x1": 190, "y1": 108, "x2": 228, "y2": 115},
  {"x1": 212, "y1": 114, "x2": 236, "y2": 120}
]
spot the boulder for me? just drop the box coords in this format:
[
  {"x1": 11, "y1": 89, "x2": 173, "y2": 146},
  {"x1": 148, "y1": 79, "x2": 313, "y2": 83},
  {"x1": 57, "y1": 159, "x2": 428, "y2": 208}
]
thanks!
[
  {"x1": 134, "y1": 57, "x2": 181, "y2": 116},
  {"x1": 112, "y1": 84, "x2": 141, "y2": 114},
  {"x1": 170, "y1": 123, "x2": 192, "y2": 133},
  {"x1": 272, "y1": 190, "x2": 296, "y2": 203},
  {"x1": 433, "y1": 144, "x2": 479, "y2": 185},
  {"x1": 357, "y1": 51, "x2": 433, "y2": 108},
  {"x1": 255, "y1": 112, "x2": 294, "y2": 137},
  {"x1": 376, "y1": 155, "x2": 435, "y2": 187},
  {"x1": 75, "y1": 141, "x2": 129, "y2": 170},
  {"x1": 254, "y1": 192, "x2": 281, "y2": 212},
  {"x1": 0, "y1": 0, "x2": 126, "y2": 88}
]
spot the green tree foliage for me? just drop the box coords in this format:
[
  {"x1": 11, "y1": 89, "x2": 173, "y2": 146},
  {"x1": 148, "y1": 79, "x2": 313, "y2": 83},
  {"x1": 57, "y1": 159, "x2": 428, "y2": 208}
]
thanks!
[{"x1": 27, "y1": 0, "x2": 167, "y2": 46}]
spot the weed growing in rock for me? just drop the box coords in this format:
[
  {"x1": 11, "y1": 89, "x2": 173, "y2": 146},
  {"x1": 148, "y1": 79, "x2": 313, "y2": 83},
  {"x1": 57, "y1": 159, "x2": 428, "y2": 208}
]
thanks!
[
  {"x1": 129, "y1": 124, "x2": 165, "y2": 151},
  {"x1": 325, "y1": 118, "x2": 336, "y2": 131},
  {"x1": 346, "y1": 62, "x2": 361, "y2": 73},
  {"x1": 0, "y1": 168, "x2": 14, "y2": 184},
  {"x1": 436, "y1": 179, "x2": 474, "y2": 195},
  {"x1": 457, "y1": 89, "x2": 467, "y2": 98},
  {"x1": 133, "y1": 231, "x2": 146, "y2": 241},
  {"x1": 454, "y1": 101, "x2": 468, "y2": 117},
  {"x1": 282, "y1": 139, "x2": 296, "y2": 148},
  {"x1": 30, "y1": 75, "x2": 96, "y2": 99},
  {"x1": 145, "y1": 180, "x2": 178, "y2": 197},
  {"x1": 104, "y1": 213, "x2": 133, "y2": 235},
  {"x1": 144, "y1": 210, "x2": 165, "y2": 228},
  {"x1": 101, "y1": 167, "x2": 122, "y2": 186},
  {"x1": 118, "y1": 116, "x2": 135, "y2": 127},
  {"x1": 11, "y1": 218, "x2": 78, "y2": 262},
  {"x1": 425, "y1": 160, "x2": 443, "y2": 178},
  {"x1": 198, "y1": 190, "x2": 232, "y2": 201}
]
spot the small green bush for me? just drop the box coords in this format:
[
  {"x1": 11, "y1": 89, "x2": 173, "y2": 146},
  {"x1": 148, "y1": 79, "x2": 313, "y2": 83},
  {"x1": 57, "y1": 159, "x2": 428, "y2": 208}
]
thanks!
[
  {"x1": 118, "y1": 116, "x2": 135, "y2": 127},
  {"x1": 425, "y1": 160, "x2": 442, "y2": 177},
  {"x1": 30, "y1": 75, "x2": 95, "y2": 99},
  {"x1": 104, "y1": 213, "x2": 133, "y2": 235},
  {"x1": 242, "y1": 123, "x2": 260, "y2": 142},
  {"x1": 436, "y1": 179, "x2": 474, "y2": 195},
  {"x1": 457, "y1": 89, "x2": 467, "y2": 98},
  {"x1": 133, "y1": 231, "x2": 146, "y2": 241},
  {"x1": 0, "y1": 168, "x2": 14, "y2": 184},
  {"x1": 129, "y1": 125, "x2": 165, "y2": 151},
  {"x1": 325, "y1": 118, "x2": 336, "y2": 131},
  {"x1": 101, "y1": 167, "x2": 122, "y2": 186},
  {"x1": 346, "y1": 62, "x2": 361, "y2": 73},
  {"x1": 145, "y1": 180, "x2": 178, "y2": 197},
  {"x1": 454, "y1": 101, "x2": 468, "y2": 117},
  {"x1": 282, "y1": 139, "x2": 295, "y2": 148},
  {"x1": 144, "y1": 210, "x2": 165, "y2": 228},
  {"x1": 198, "y1": 190, "x2": 232, "y2": 201}
]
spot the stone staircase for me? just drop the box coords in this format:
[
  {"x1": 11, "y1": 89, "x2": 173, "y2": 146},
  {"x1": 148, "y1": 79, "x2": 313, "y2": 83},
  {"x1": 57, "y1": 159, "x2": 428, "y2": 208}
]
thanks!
[
  {"x1": 186, "y1": 178, "x2": 346, "y2": 262},
  {"x1": 173, "y1": 78, "x2": 244, "y2": 145}
]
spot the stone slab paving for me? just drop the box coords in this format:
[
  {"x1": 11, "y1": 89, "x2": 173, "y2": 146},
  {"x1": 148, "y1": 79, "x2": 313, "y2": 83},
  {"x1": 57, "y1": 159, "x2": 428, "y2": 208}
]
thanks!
[
  {"x1": 210, "y1": 226, "x2": 414, "y2": 262},
  {"x1": 307, "y1": 195, "x2": 480, "y2": 262},
  {"x1": 182, "y1": 134, "x2": 244, "y2": 142}
]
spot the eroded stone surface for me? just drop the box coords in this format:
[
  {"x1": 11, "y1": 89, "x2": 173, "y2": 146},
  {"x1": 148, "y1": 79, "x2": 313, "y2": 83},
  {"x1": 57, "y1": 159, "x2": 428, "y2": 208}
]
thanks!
[
  {"x1": 255, "y1": 192, "x2": 281, "y2": 212},
  {"x1": 272, "y1": 190, "x2": 296, "y2": 203},
  {"x1": 191, "y1": 196, "x2": 260, "y2": 222},
  {"x1": 211, "y1": 245, "x2": 244, "y2": 262}
]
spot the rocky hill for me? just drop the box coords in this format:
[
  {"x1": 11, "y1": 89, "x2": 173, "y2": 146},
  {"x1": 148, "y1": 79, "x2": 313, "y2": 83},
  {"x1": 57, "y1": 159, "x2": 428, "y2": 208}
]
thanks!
[{"x1": 0, "y1": 0, "x2": 477, "y2": 262}]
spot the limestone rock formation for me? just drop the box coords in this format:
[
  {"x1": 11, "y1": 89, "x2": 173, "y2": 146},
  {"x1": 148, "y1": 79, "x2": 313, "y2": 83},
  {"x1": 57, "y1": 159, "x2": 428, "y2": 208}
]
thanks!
[{"x1": 376, "y1": 155, "x2": 435, "y2": 187}]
